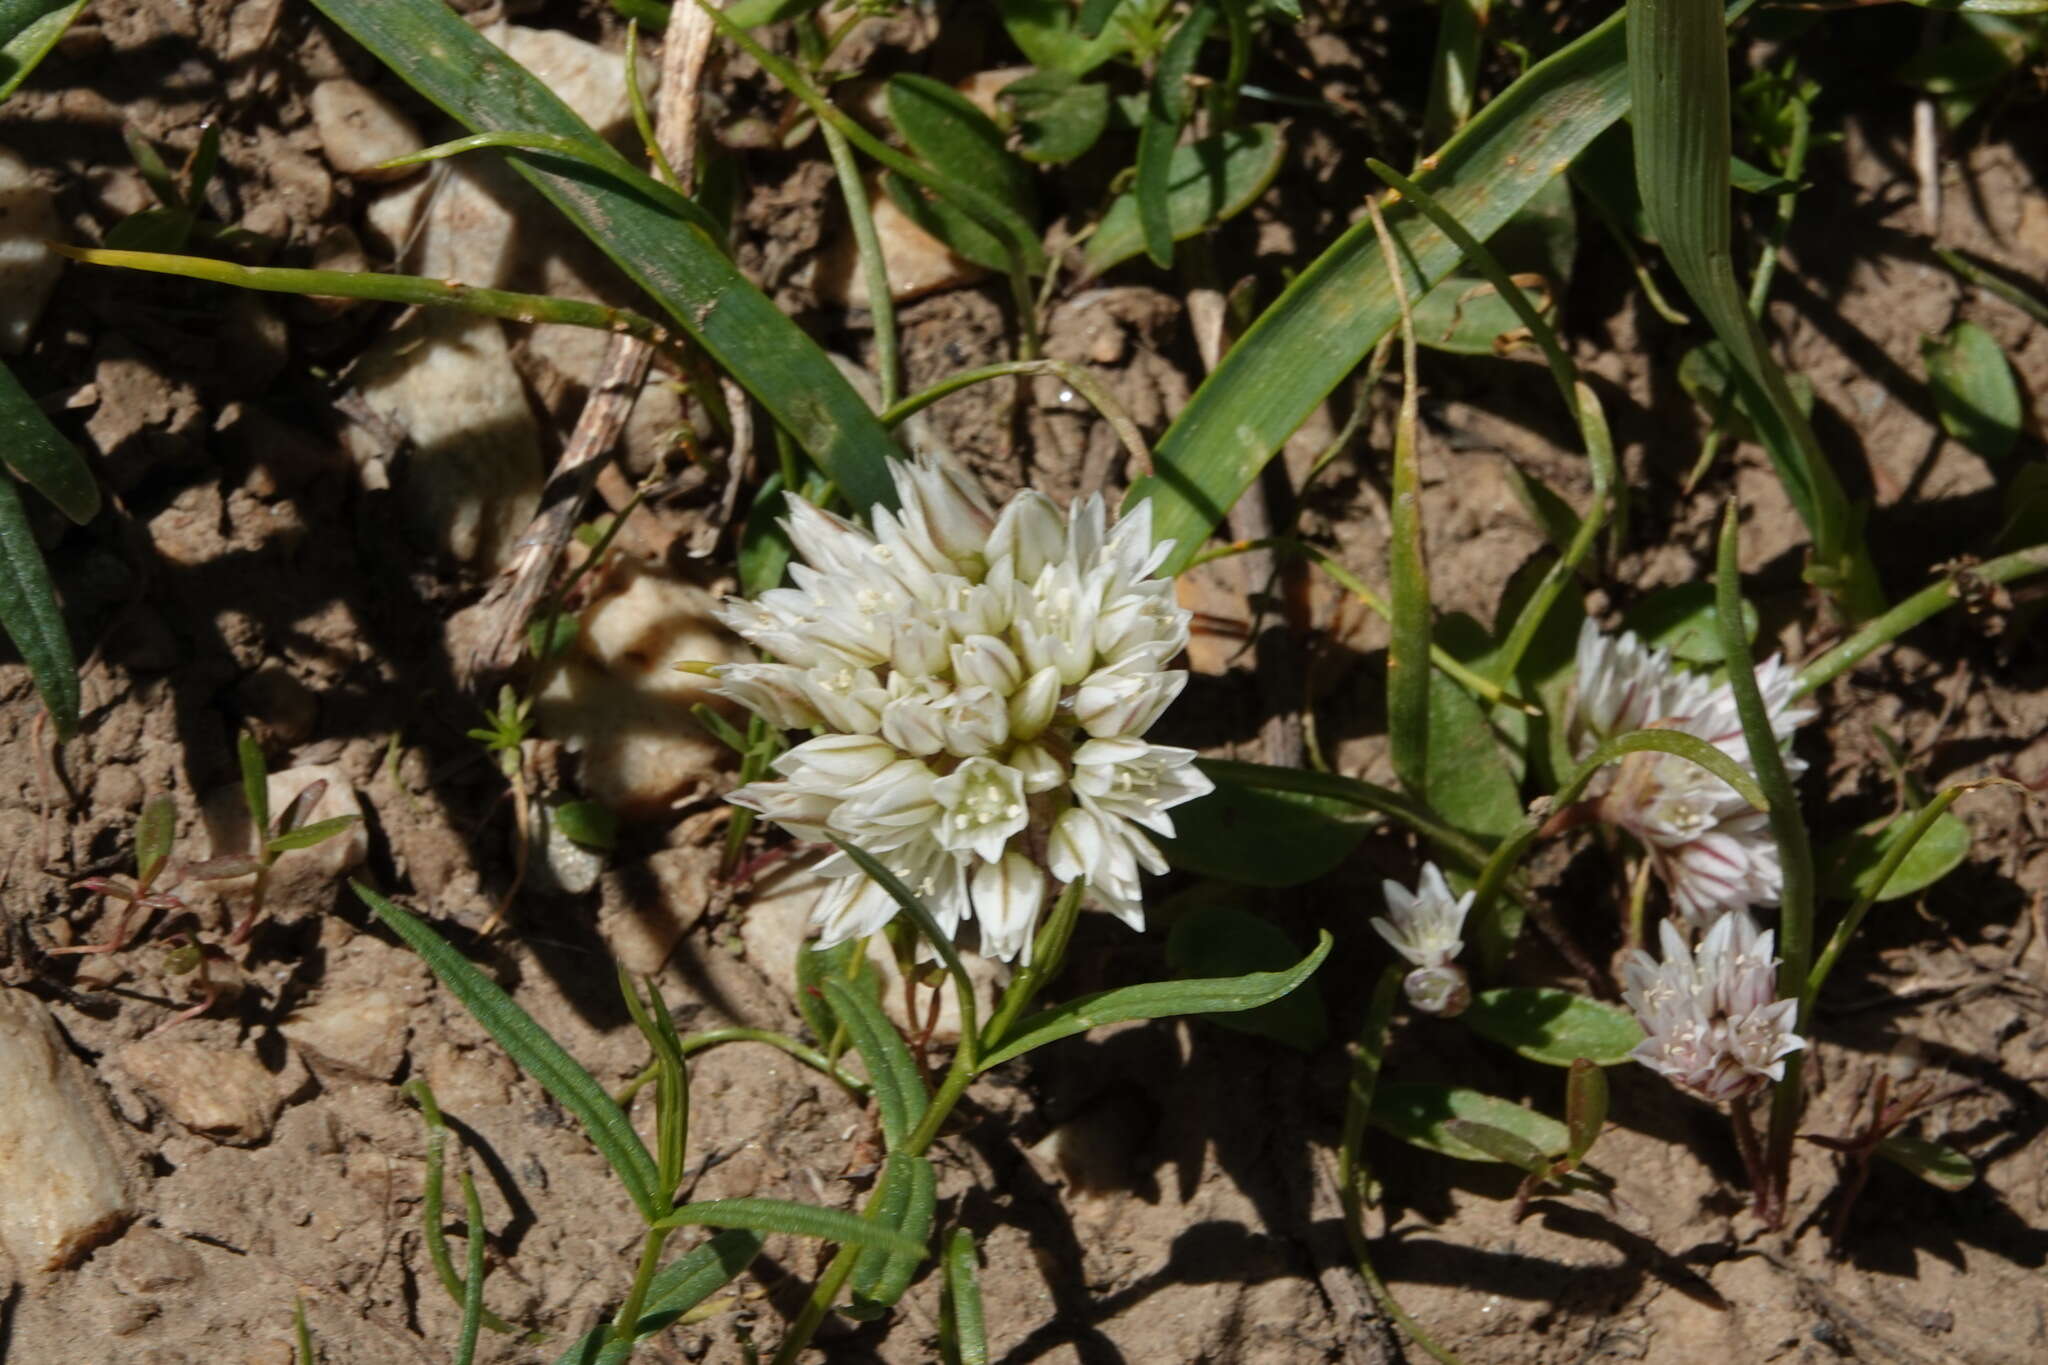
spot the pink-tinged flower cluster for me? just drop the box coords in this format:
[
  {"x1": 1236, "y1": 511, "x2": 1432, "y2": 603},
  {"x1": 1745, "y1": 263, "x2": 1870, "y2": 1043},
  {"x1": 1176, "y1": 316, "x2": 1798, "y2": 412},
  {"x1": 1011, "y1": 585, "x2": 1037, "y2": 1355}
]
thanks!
[
  {"x1": 713, "y1": 453, "x2": 1211, "y2": 962},
  {"x1": 1621, "y1": 912, "x2": 1803, "y2": 1103},
  {"x1": 1571, "y1": 621, "x2": 1815, "y2": 928}
]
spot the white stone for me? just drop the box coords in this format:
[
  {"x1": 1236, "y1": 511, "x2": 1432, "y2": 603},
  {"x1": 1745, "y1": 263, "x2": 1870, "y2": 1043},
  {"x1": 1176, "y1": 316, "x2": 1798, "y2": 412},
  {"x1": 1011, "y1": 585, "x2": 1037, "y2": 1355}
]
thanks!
[
  {"x1": 279, "y1": 986, "x2": 409, "y2": 1080},
  {"x1": 809, "y1": 175, "x2": 985, "y2": 309},
  {"x1": 531, "y1": 561, "x2": 741, "y2": 816},
  {"x1": 490, "y1": 24, "x2": 656, "y2": 140},
  {"x1": 309, "y1": 79, "x2": 424, "y2": 180},
  {"x1": 0, "y1": 988, "x2": 134, "y2": 1270},
  {"x1": 113, "y1": 1038, "x2": 281, "y2": 1146},
  {"x1": 0, "y1": 147, "x2": 63, "y2": 355}
]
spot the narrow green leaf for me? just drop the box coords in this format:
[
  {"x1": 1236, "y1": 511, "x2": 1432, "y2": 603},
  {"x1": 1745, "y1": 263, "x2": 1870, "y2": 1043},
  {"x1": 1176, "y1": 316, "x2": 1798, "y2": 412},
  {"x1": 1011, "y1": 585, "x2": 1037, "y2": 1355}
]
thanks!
[
  {"x1": 265, "y1": 814, "x2": 360, "y2": 854},
  {"x1": 237, "y1": 732, "x2": 270, "y2": 840},
  {"x1": 843, "y1": 1151, "x2": 937, "y2": 1319},
  {"x1": 1462, "y1": 988, "x2": 1644, "y2": 1066},
  {"x1": 0, "y1": 360, "x2": 100, "y2": 524},
  {"x1": 1820, "y1": 808, "x2": 1971, "y2": 903},
  {"x1": 1565, "y1": 1058, "x2": 1607, "y2": 1164},
  {"x1": 1083, "y1": 123, "x2": 1283, "y2": 278},
  {"x1": 1629, "y1": 0, "x2": 1878, "y2": 616},
  {"x1": 821, "y1": 976, "x2": 929, "y2": 1151},
  {"x1": 1423, "y1": 0, "x2": 1490, "y2": 147},
  {"x1": 551, "y1": 1231, "x2": 764, "y2": 1365},
  {"x1": 0, "y1": 0, "x2": 86, "y2": 101},
  {"x1": 940, "y1": 1227, "x2": 988, "y2": 1365},
  {"x1": 655, "y1": 1197, "x2": 926, "y2": 1259},
  {"x1": 1874, "y1": 1133, "x2": 1975, "y2": 1192},
  {"x1": 1165, "y1": 904, "x2": 1327, "y2": 1051},
  {"x1": 1136, "y1": 4, "x2": 1217, "y2": 268},
  {"x1": 1157, "y1": 770, "x2": 1374, "y2": 887},
  {"x1": 1372, "y1": 1083, "x2": 1569, "y2": 1162},
  {"x1": 1923, "y1": 322, "x2": 2022, "y2": 461},
  {"x1": 888, "y1": 74, "x2": 1037, "y2": 225},
  {"x1": 1132, "y1": 9, "x2": 1642, "y2": 571},
  {"x1": 0, "y1": 474, "x2": 79, "y2": 737},
  {"x1": 352, "y1": 883, "x2": 665, "y2": 1222},
  {"x1": 134, "y1": 795, "x2": 176, "y2": 886},
  {"x1": 454, "y1": 1172, "x2": 487, "y2": 1365},
  {"x1": 977, "y1": 931, "x2": 1331, "y2": 1069},
  {"x1": 306, "y1": 0, "x2": 900, "y2": 512}
]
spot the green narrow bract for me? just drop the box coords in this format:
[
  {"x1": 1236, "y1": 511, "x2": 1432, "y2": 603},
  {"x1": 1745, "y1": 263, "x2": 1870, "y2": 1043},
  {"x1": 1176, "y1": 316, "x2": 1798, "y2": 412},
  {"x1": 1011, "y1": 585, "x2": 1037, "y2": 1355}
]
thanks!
[{"x1": 307, "y1": 0, "x2": 901, "y2": 513}]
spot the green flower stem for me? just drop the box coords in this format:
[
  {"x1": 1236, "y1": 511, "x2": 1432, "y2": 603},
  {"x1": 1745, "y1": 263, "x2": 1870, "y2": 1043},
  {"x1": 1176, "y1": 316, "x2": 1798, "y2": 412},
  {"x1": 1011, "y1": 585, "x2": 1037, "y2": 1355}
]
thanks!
[
  {"x1": 821, "y1": 116, "x2": 900, "y2": 407},
  {"x1": 608, "y1": 1223, "x2": 677, "y2": 1346},
  {"x1": 1338, "y1": 967, "x2": 1466, "y2": 1365},
  {"x1": 615, "y1": 1027, "x2": 870, "y2": 1107},
  {"x1": 1793, "y1": 545, "x2": 2048, "y2": 700},
  {"x1": 56, "y1": 245, "x2": 692, "y2": 369},
  {"x1": 1715, "y1": 505, "x2": 1814, "y2": 1229}
]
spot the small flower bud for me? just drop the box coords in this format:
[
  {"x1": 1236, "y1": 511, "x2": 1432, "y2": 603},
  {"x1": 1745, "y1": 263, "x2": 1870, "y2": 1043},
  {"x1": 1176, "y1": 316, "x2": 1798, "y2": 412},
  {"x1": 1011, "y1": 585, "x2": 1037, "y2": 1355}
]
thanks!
[{"x1": 1403, "y1": 964, "x2": 1470, "y2": 1017}]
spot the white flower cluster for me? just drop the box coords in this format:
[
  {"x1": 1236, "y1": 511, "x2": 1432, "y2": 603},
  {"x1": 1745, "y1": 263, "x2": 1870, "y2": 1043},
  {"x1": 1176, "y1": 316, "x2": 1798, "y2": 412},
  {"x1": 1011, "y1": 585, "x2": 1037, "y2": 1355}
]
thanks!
[
  {"x1": 1371, "y1": 863, "x2": 1474, "y2": 1016},
  {"x1": 1571, "y1": 621, "x2": 1814, "y2": 928},
  {"x1": 713, "y1": 454, "x2": 1211, "y2": 962},
  {"x1": 1621, "y1": 912, "x2": 1803, "y2": 1103}
]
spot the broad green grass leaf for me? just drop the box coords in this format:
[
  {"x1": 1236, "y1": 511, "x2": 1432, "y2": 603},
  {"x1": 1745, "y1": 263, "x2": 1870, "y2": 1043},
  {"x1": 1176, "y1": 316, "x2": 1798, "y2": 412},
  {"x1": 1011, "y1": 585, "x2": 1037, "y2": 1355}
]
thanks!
[
  {"x1": 0, "y1": 0, "x2": 86, "y2": 100},
  {"x1": 977, "y1": 931, "x2": 1331, "y2": 1069},
  {"x1": 1083, "y1": 123, "x2": 1283, "y2": 278},
  {"x1": 844, "y1": 1152, "x2": 937, "y2": 1319},
  {"x1": 1003, "y1": 69, "x2": 1110, "y2": 163},
  {"x1": 0, "y1": 360, "x2": 101, "y2": 524},
  {"x1": 1166, "y1": 904, "x2": 1327, "y2": 1051},
  {"x1": 1158, "y1": 767, "x2": 1375, "y2": 887},
  {"x1": 1424, "y1": 671, "x2": 1522, "y2": 842},
  {"x1": 1630, "y1": 0, "x2": 1878, "y2": 615},
  {"x1": 551, "y1": 1230, "x2": 763, "y2": 1365},
  {"x1": 821, "y1": 976, "x2": 929, "y2": 1151},
  {"x1": 0, "y1": 474, "x2": 79, "y2": 737},
  {"x1": 1136, "y1": 4, "x2": 1216, "y2": 268},
  {"x1": 1462, "y1": 988, "x2": 1644, "y2": 1066},
  {"x1": 1923, "y1": 322, "x2": 2022, "y2": 461},
  {"x1": 1875, "y1": 1133, "x2": 1975, "y2": 1191},
  {"x1": 940, "y1": 1226, "x2": 988, "y2": 1365},
  {"x1": 1820, "y1": 809, "x2": 1971, "y2": 903},
  {"x1": 307, "y1": 0, "x2": 900, "y2": 513},
  {"x1": 353, "y1": 883, "x2": 665, "y2": 1221},
  {"x1": 1372, "y1": 1083, "x2": 1569, "y2": 1162},
  {"x1": 1132, "y1": 9, "x2": 1640, "y2": 572},
  {"x1": 1623, "y1": 582, "x2": 1758, "y2": 664},
  {"x1": 655, "y1": 1197, "x2": 926, "y2": 1258}
]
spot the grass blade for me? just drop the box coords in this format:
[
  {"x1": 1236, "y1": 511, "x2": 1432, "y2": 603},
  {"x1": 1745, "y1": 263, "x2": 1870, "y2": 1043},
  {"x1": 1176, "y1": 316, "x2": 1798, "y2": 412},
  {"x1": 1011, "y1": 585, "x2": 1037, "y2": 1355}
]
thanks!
[
  {"x1": 977, "y1": 931, "x2": 1331, "y2": 1070},
  {"x1": 0, "y1": 360, "x2": 99, "y2": 524},
  {"x1": 307, "y1": 0, "x2": 900, "y2": 512},
  {"x1": 552, "y1": 1230, "x2": 764, "y2": 1365},
  {"x1": 0, "y1": 0, "x2": 87, "y2": 100},
  {"x1": 1130, "y1": 8, "x2": 1640, "y2": 572},
  {"x1": 653, "y1": 1197, "x2": 927, "y2": 1258},
  {"x1": 1629, "y1": 0, "x2": 1879, "y2": 616},
  {"x1": 0, "y1": 472, "x2": 80, "y2": 737},
  {"x1": 353, "y1": 883, "x2": 664, "y2": 1222}
]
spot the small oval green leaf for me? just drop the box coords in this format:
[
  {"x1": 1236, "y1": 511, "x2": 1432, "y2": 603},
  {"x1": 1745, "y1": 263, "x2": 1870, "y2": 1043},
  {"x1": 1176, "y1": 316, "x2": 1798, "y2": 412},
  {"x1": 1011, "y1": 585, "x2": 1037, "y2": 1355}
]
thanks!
[
  {"x1": 1820, "y1": 809, "x2": 1972, "y2": 903},
  {"x1": 1002, "y1": 70, "x2": 1110, "y2": 163},
  {"x1": 1462, "y1": 987, "x2": 1644, "y2": 1066},
  {"x1": 1923, "y1": 321, "x2": 2022, "y2": 461},
  {"x1": 1371, "y1": 1083, "x2": 1570, "y2": 1162}
]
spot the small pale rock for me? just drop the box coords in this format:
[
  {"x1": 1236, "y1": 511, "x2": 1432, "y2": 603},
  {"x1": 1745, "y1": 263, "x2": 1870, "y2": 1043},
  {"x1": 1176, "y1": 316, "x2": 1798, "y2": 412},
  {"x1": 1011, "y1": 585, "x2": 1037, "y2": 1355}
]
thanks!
[
  {"x1": 421, "y1": 1041, "x2": 515, "y2": 1112},
  {"x1": 490, "y1": 25, "x2": 656, "y2": 139},
  {"x1": 309, "y1": 78, "x2": 424, "y2": 180},
  {"x1": 531, "y1": 562, "x2": 740, "y2": 816},
  {"x1": 955, "y1": 67, "x2": 1032, "y2": 119},
  {"x1": 531, "y1": 802, "x2": 605, "y2": 897},
  {"x1": 279, "y1": 986, "x2": 409, "y2": 1080},
  {"x1": 114, "y1": 1038, "x2": 281, "y2": 1146},
  {"x1": 597, "y1": 844, "x2": 716, "y2": 974},
  {"x1": 738, "y1": 871, "x2": 1007, "y2": 1044},
  {"x1": 810, "y1": 177, "x2": 984, "y2": 308},
  {"x1": 106, "y1": 1227, "x2": 203, "y2": 1293},
  {"x1": 0, "y1": 987, "x2": 134, "y2": 1269},
  {"x1": 352, "y1": 311, "x2": 543, "y2": 569},
  {"x1": 0, "y1": 147, "x2": 65, "y2": 355}
]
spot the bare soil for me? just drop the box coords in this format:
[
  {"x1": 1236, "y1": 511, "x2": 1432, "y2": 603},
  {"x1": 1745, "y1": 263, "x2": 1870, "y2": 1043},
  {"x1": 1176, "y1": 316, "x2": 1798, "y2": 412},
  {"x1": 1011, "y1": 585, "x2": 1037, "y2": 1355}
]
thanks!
[{"x1": 3, "y1": 3, "x2": 2045, "y2": 1363}]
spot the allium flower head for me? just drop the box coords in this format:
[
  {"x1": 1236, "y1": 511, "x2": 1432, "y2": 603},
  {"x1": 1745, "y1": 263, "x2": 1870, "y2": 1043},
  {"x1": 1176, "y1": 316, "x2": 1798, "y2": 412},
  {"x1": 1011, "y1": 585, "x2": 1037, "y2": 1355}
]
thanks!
[
  {"x1": 1372, "y1": 864, "x2": 1474, "y2": 1017},
  {"x1": 1621, "y1": 912, "x2": 1803, "y2": 1104},
  {"x1": 1572, "y1": 621, "x2": 1816, "y2": 928},
  {"x1": 714, "y1": 453, "x2": 1211, "y2": 962}
]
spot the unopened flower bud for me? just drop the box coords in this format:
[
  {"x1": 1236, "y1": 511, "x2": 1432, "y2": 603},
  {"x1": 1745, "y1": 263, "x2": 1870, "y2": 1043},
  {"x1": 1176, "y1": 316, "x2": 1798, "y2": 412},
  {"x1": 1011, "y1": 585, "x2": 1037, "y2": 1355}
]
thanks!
[{"x1": 1404, "y1": 964, "x2": 1470, "y2": 1017}]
